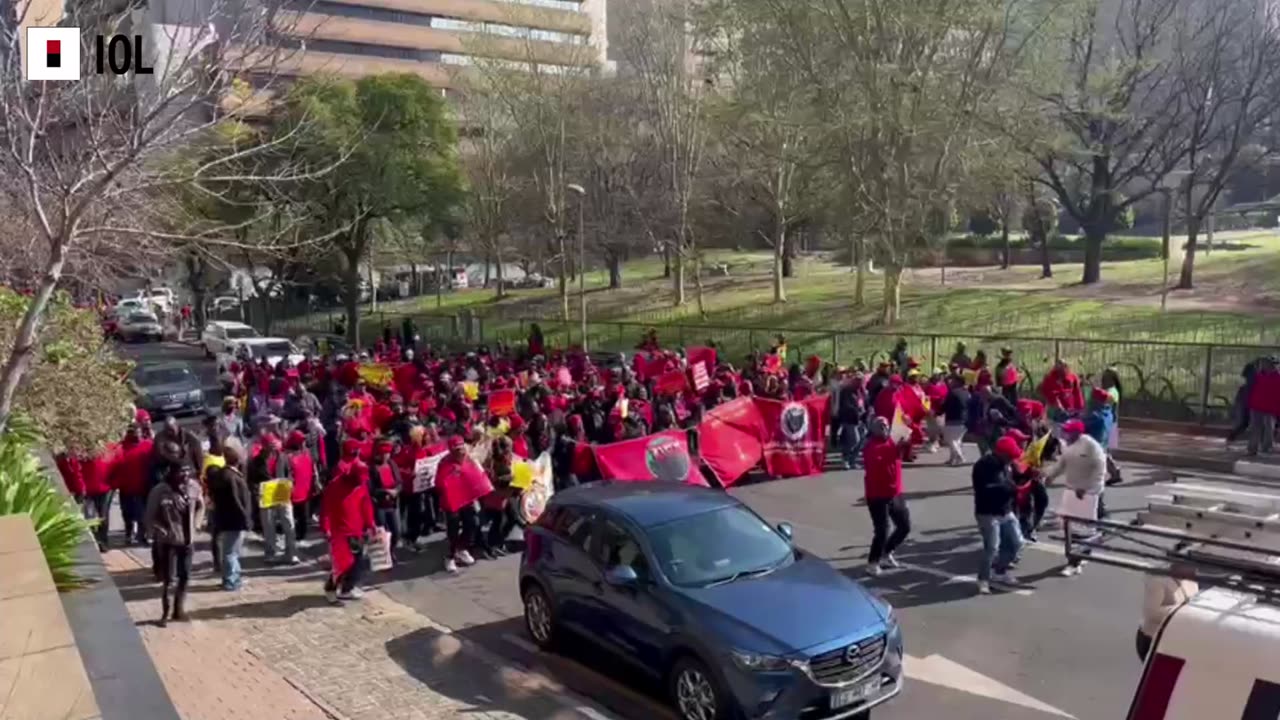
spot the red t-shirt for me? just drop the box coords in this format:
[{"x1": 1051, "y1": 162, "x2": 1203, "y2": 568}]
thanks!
[{"x1": 862, "y1": 437, "x2": 906, "y2": 500}]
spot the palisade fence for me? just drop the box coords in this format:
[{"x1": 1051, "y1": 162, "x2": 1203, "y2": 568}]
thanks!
[{"x1": 269, "y1": 309, "x2": 1279, "y2": 425}]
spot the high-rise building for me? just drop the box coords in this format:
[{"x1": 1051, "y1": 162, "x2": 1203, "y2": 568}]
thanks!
[{"x1": 232, "y1": 0, "x2": 608, "y2": 98}]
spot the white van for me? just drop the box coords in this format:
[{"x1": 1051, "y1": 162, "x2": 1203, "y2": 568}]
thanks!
[{"x1": 1128, "y1": 587, "x2": 1280, "y2": 719}]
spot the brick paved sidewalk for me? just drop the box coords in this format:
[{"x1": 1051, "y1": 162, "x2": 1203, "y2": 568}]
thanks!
[{"x1": 104, "y1": 538, "x2": 597, "y2": 720}]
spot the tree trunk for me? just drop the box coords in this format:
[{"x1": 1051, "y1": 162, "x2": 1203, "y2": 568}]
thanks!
[
  {"x1": 484, "y1": 257, "x2": 492, "y2": 287},
  {"x1": 0, "y1": 238, "x2": 66, "y2": 434},
  {"x1": 435, "y1": 255, "x2": 443, "y2": 308},
  {"x1": 1000, "y1": 220, "x2": 1011, "y2": 270},
  {"x1": 1178, "y1": 215, "x2": 1201, "y2": 290},
  {"x1": 558, "y1": 233, "x2": 569, "y2": 321},
  {"x1": 410, "y1": 262, "x2": 419, "y2": 296},
  {"x1": 495, "y1": 246, "x2": 506, "y2": 299},
  {"x1": 607, "y1": 253, "x2": 622, "y2": 289},
  {"x1": 662, "y1": 244, "x2": 671, "y2": 278},
  {"x1": 258, "y1": 295, "x2": 273, "y2": 335},
  {"x1": 1081, "y1": 223, "x2": 1105, "y2": 284},
  {"x1": 343, "y1": 250, "x2": 361, "y2": 348},
  {"x1": 781, "y1": 229, "x2": 794, "y2": 278},
  {"x1": 772, "y1": 223, "x2": 787, "y2": 303},
  {"x1": 880, "y1": 265, "x2": 902, "y2": 325},
  {"x1": 673, "y1": 245, "x2": 686, "y2": 306},
  {"x1": 1039, "y1": 233, "x2": 1053, "y2": 278},
  {"x1": 853, "y1": 236, "x2": 866, "y2": 306}
]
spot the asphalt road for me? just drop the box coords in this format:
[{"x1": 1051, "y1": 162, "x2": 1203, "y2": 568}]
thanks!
[{"x1": 117, "y1": 339, "x2": 1250, "y2": 720}]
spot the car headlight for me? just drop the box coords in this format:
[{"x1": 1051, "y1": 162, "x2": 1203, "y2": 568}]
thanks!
[
  {"x1": 730, "y1": 650, "x2": 796, "y2": 672},
  {"x1": 188, "y1": 389, "x2": 203, "y2": 401}
]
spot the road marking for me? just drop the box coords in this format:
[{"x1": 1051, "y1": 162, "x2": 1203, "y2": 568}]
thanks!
[
  {"x1": 905, "y1": 653, "x2": 1076, "y2": 718},
  {"x1": 892, "y1": 560, "x2": 1035, "y2": 596}
]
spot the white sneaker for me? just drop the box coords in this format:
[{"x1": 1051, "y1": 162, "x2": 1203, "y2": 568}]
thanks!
[
  {"x1": 288, "y1": 556, "x2": 302, "y2": 566},
  {"x1": 457, "y1": 550, "x2": 476, "y2": 566},
  {"x1": 992, "y1": 572, "x2": 1018, "y2": 585},
  {"x1": 1060, "y1": 565, "x2": 1081, "y2": 577},
  {"x1": 444, "y1": 558, "x2": 459, "y2": 574},
  {"x1": 341, "y1": 587, "x2": 365, "y2": 600},
  {"x1": 977, "y1": 580, "x2": 991, "y2": 594},
  {"x1": 324, "y1": 589, "x2": 340, "y2": 605},
  {"x1": 866, "y1": 563, "x2": 882, "y2": 577},
  {"x1": 881, "y1": 554, "x2": 901, "y2": 569}
]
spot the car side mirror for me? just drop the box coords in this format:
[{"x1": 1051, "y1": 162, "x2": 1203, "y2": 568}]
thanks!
[
  {"x1": 776, "y1": 522, "x2": 794, "y2": 541},
  {"x1": 605, "y1": 564, "x2": 639, "y2": 587}
]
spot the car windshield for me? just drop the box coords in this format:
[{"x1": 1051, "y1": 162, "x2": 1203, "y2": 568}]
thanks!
[
  {"x1": 225, "y1": 327, "x2": 257, "y2": 339},
  {"x1": 135, "y1": 367, "x2": 192, "y2": 385},
  {"x1": 647, "y1": 505, "x2": 793, "y2": 588},
  {"x1": 251, "y1": 342, "x2": 293, "y2": 357}
]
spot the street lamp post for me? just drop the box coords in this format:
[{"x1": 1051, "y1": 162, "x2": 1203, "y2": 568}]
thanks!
[{"x1": 567, "y1": 183, "x2": 587, "y2": 351}]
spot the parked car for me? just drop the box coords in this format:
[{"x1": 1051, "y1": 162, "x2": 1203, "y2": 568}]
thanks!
[
  {"x1": 210, "y1": 296, "x2": 241, "y2": 313},
  {"x1": 138, "y1": 287, "x2": 176, "y2": 314},
  {"x1": 520, "y1": 483, "x2": 903, "y2": 720},
  {"x1": 201, "y1": 321, "x2": 259, "y2": 358},
  {"x1": 218, "y1": 337, "x2": 304, "y2": 370},
  {"x1": 130, "y1": 362, "x2": 205, "y2": 417},
  {"x1": 294, "y1": 333, "x2": 352, "y2": 358},
  {"x1": 117, "y1": 311, "x2": 164, "y2": 343}
]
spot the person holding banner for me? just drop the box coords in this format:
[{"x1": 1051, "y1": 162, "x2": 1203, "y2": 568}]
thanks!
[
  {"x1": 282, "y1": 431, "x2": 317, "y2": 541},
  {"x1": 320, "y1": 440, "x2": 376, "y2": 603},
  {"x1": 369, "y1": 440, "x2": 403, "y2": 563},
  {"x1": 1044, "y1": 419, "x2": 1107, "y2": 577},
  {"x1": 862, "y1": 416, "x2": 913, "y2": 576},
  {"x1": 397, "y1": 426, "x2": 444, "y2": 550}
]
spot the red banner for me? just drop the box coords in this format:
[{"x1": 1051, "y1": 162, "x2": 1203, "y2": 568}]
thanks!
[
  {"x1": 593, "y1": 431, "x2": 708, "y2": 486},
  {"x1": 489, "y1": 389, "x2": 516, "y2": 417},
  {"x1": 656, "y1": 369, "x2": 689, "y2": 396},
  {"x1": 686, "y1": 346, "x2": 717, "y2": 372},
  {"x1": 754, "y1": 396, "x2": 830, "y2": 478},
  {"x1": 690, "y1": 361, "x2": 710, "y2": 391},
  {"x1": 698, "y1": 397, "x2": 765, "y2": 487}
]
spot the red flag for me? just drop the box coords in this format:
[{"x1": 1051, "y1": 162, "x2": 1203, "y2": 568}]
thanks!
[
  {"x1": 698, "y1": 397, "x2": 765, "y2": 487},
  {"x1": 690, "y1": 361, "x2": 710, "y2": 391},
  {"x1": 754, "y1": 396, "x2": 830, "y2": 478},
  {"x1": 1000, "y1": 365, "x2": 1019, "y2": 387},
  {"x1": 686, "y1": 345, "x2": 717, "y2": 371},
  {"x1": 571, "y1": 442, "x2": 596, "y2": 477},
  {"x1": 633, "y1": 352, "x2": 668, "y2": 381},
  {"x1": 593, "y1": 431, "x2": 708, "y2": 486},
  {"x1": 436, "y1": 456, "x2": 495, "y2": 513},
  {"x1": 489, "y1": 389, "x2": 516, "y2": 417},
  {"x1": 655, "y1": 369, "x2": 689, "y2": 396}
]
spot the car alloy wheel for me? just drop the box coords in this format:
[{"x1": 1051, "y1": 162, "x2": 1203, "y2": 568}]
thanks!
[
  {"x1": 674, "y1": 662, "x2": 718, "y2": 720},
  {"x1": 523, "y1": 586, "x2": 554, "y2": 648}
]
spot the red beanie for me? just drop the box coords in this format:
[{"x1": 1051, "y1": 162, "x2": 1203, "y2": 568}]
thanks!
[{"x1": 994, "y1": 436, "x2": 1022, "y2": 461}]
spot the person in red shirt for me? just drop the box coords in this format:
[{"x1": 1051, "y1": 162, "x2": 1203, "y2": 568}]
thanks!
[
  {"x1": 397, "y1": 426, "x2": 445, "y2": 550},
  {"x1": 369, "y1": 440, "x2": 402, "y2": 561},
  {"x1": 507, "y1": 414, "x2": 530, "y2": 459},
  {"x1": 82, "y1": 445, "x2": 119, "y2": 550},
  {"x1": 1246, "y1": 357, "x2": 1280, "y2": 456},
  {"x1": 1038, "y1": 360, "x2": 1084, "y2": 413},
  {"x1": 55, "y1": 453, "x2": 84, "y2": 501},
  {"x1": 861, "y1": 415, "x2": 913, "y2": 577},
  {"x1": 111, "y1": 423, "x2": 155, "y2": 545},
  {"x1": 283, "y1": 431, "x2": 316, "y2": 540},
  {"x1": 437, "y1": 435, "x2": 492, "y2": 573},
  {"x1": 320, "y1": 439, "x2": 376, "y2": 603}
]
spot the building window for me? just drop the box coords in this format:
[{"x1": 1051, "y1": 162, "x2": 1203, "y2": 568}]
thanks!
[
  {"x1": 496, "y1": 0, "x2": 582, "y2": 11},
  {"x1": 278, "y1": 36, "x2": 442, "y2": 63},
  {"x1": 285, "y1": 0, "x2": 436, "y2": 26},
  {"x1": 439, "y1": 53, "x2": 575, "y2": 74},
  {"x1": 431, "y1": 17, "x2": 586, "y2": 45}
]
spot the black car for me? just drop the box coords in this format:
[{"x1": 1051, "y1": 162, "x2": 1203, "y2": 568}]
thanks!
[{"x1": 131, "y1": 362, "x2": 206, "y2": 417}]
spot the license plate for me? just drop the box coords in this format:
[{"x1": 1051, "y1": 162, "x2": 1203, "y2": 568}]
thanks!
[{"x1": 830, "y1": 678, "x2": 879, "y2": 709}]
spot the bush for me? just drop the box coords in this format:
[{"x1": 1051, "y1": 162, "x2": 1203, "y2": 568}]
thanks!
[
  {"x1": 945, "y1": 234, "x2": 1161, "y2": 259},
  {"x1": 0, "y1": 288, "x2": 133, "y2": 455},
  {"x1": 967, "y1": 210, "x2": 998, "y2": 237},
  {"x1": 0, "y1": 416, "x2": 95, "y2": 590}
]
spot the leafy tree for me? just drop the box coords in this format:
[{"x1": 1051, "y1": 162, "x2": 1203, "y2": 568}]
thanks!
[{"x1": 277, "y1": 74, "x2": 464, "y2": 346}]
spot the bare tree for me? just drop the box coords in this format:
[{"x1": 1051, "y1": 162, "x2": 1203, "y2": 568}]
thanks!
[
  {"x1": 0, "y1": 0, "x2": 336, "y2": 431},
  {"x1": 1167, "y1": 0, "x2": 1280, "y2": 289}
]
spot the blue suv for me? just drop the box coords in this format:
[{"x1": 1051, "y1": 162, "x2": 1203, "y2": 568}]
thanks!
[{"x1": 519, "y1": 482, "x2": 903, "y2": 720}]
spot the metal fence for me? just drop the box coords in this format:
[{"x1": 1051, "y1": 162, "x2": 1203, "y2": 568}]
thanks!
[{"x1": 263, "y1": 309, "x2": 1278, "y2": 425}]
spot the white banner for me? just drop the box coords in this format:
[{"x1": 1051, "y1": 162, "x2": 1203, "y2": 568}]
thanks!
[{"x1": 413, "y1": 452, "x2": 446, "y2": 492}]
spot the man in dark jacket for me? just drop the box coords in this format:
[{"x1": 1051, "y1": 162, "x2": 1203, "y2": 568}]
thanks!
[
  {"x1": 207, "y1": 444, "x2": 253, "y2": 591},
  {"x1": 972, "y1": 436, "x2": 1024, "y2": 594},
  {"x1": 837, "y1": 375, "x2": 867, "y2": 469}
]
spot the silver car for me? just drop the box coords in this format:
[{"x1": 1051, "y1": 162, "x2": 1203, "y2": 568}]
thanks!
[{"x1": 118, "y1": 311, "x2": 164, "y2": 343}]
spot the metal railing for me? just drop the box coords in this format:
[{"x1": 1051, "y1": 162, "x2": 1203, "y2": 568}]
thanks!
[{"x1": 262, "y1": 310, "x2": 1279, "y2": 425}]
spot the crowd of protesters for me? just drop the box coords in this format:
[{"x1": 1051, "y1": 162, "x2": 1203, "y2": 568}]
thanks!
[{"x1": 54, "y1": 320, "x2": 1280, "y2": 618}]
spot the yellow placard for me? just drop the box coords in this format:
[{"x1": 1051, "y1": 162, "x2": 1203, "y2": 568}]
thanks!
[
  {"x1": 962, "y1": 369, "x2": 979, "y2": 387},
  {"x1": 1021, "y1": 432, "x2": 1050, "y2": 469},
  {"x1": 358, "y1": 364, "x2": 394, "y2": 387},
  {"x1": 258, "y1": 479, "x2": 293, "y2": 508},
  {"x1": 511, "y1": 461, "x2": 535, "y2": 490},
  {"x1": 462, "y1": 381, "x2": 480, "y2": 402}
]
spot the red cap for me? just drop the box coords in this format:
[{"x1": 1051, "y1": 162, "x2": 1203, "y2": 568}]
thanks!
[
  {"x1": 507, "y1": 414, "x2": 525, "y2": 431},
  {"x1": 1004, "y1": 429, "x2": 1031, "y2": 445},
  {"x1": 994, "y1": 436, "x2": 1022, "y2": 461},
  {"x1": 447, "y1": 435, "x2": 465, "y2": 450},
  {"x1": 375, "y1": 440, "x2": 395, "y2": 454},
  {"x1": 1061, "y1": 419, "x2": 1086, "y2": 434},
  {"x1": 341, "y1": 439, "x2": 362, "y2": 456},
  {"x1": 285, "y1": 430, "x2": 306, "y2": 449},
  {"x1": 134, "y1": 408, "x2": 151, "y2": 423}
]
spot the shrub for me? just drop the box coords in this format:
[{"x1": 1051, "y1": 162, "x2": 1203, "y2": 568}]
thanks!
[
  {"x1": 0, "y1": 416, "x2": 95, "y2": 590},
  {"x1": 968, "y1": 210, "x2": 998, "y2": 237}
]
